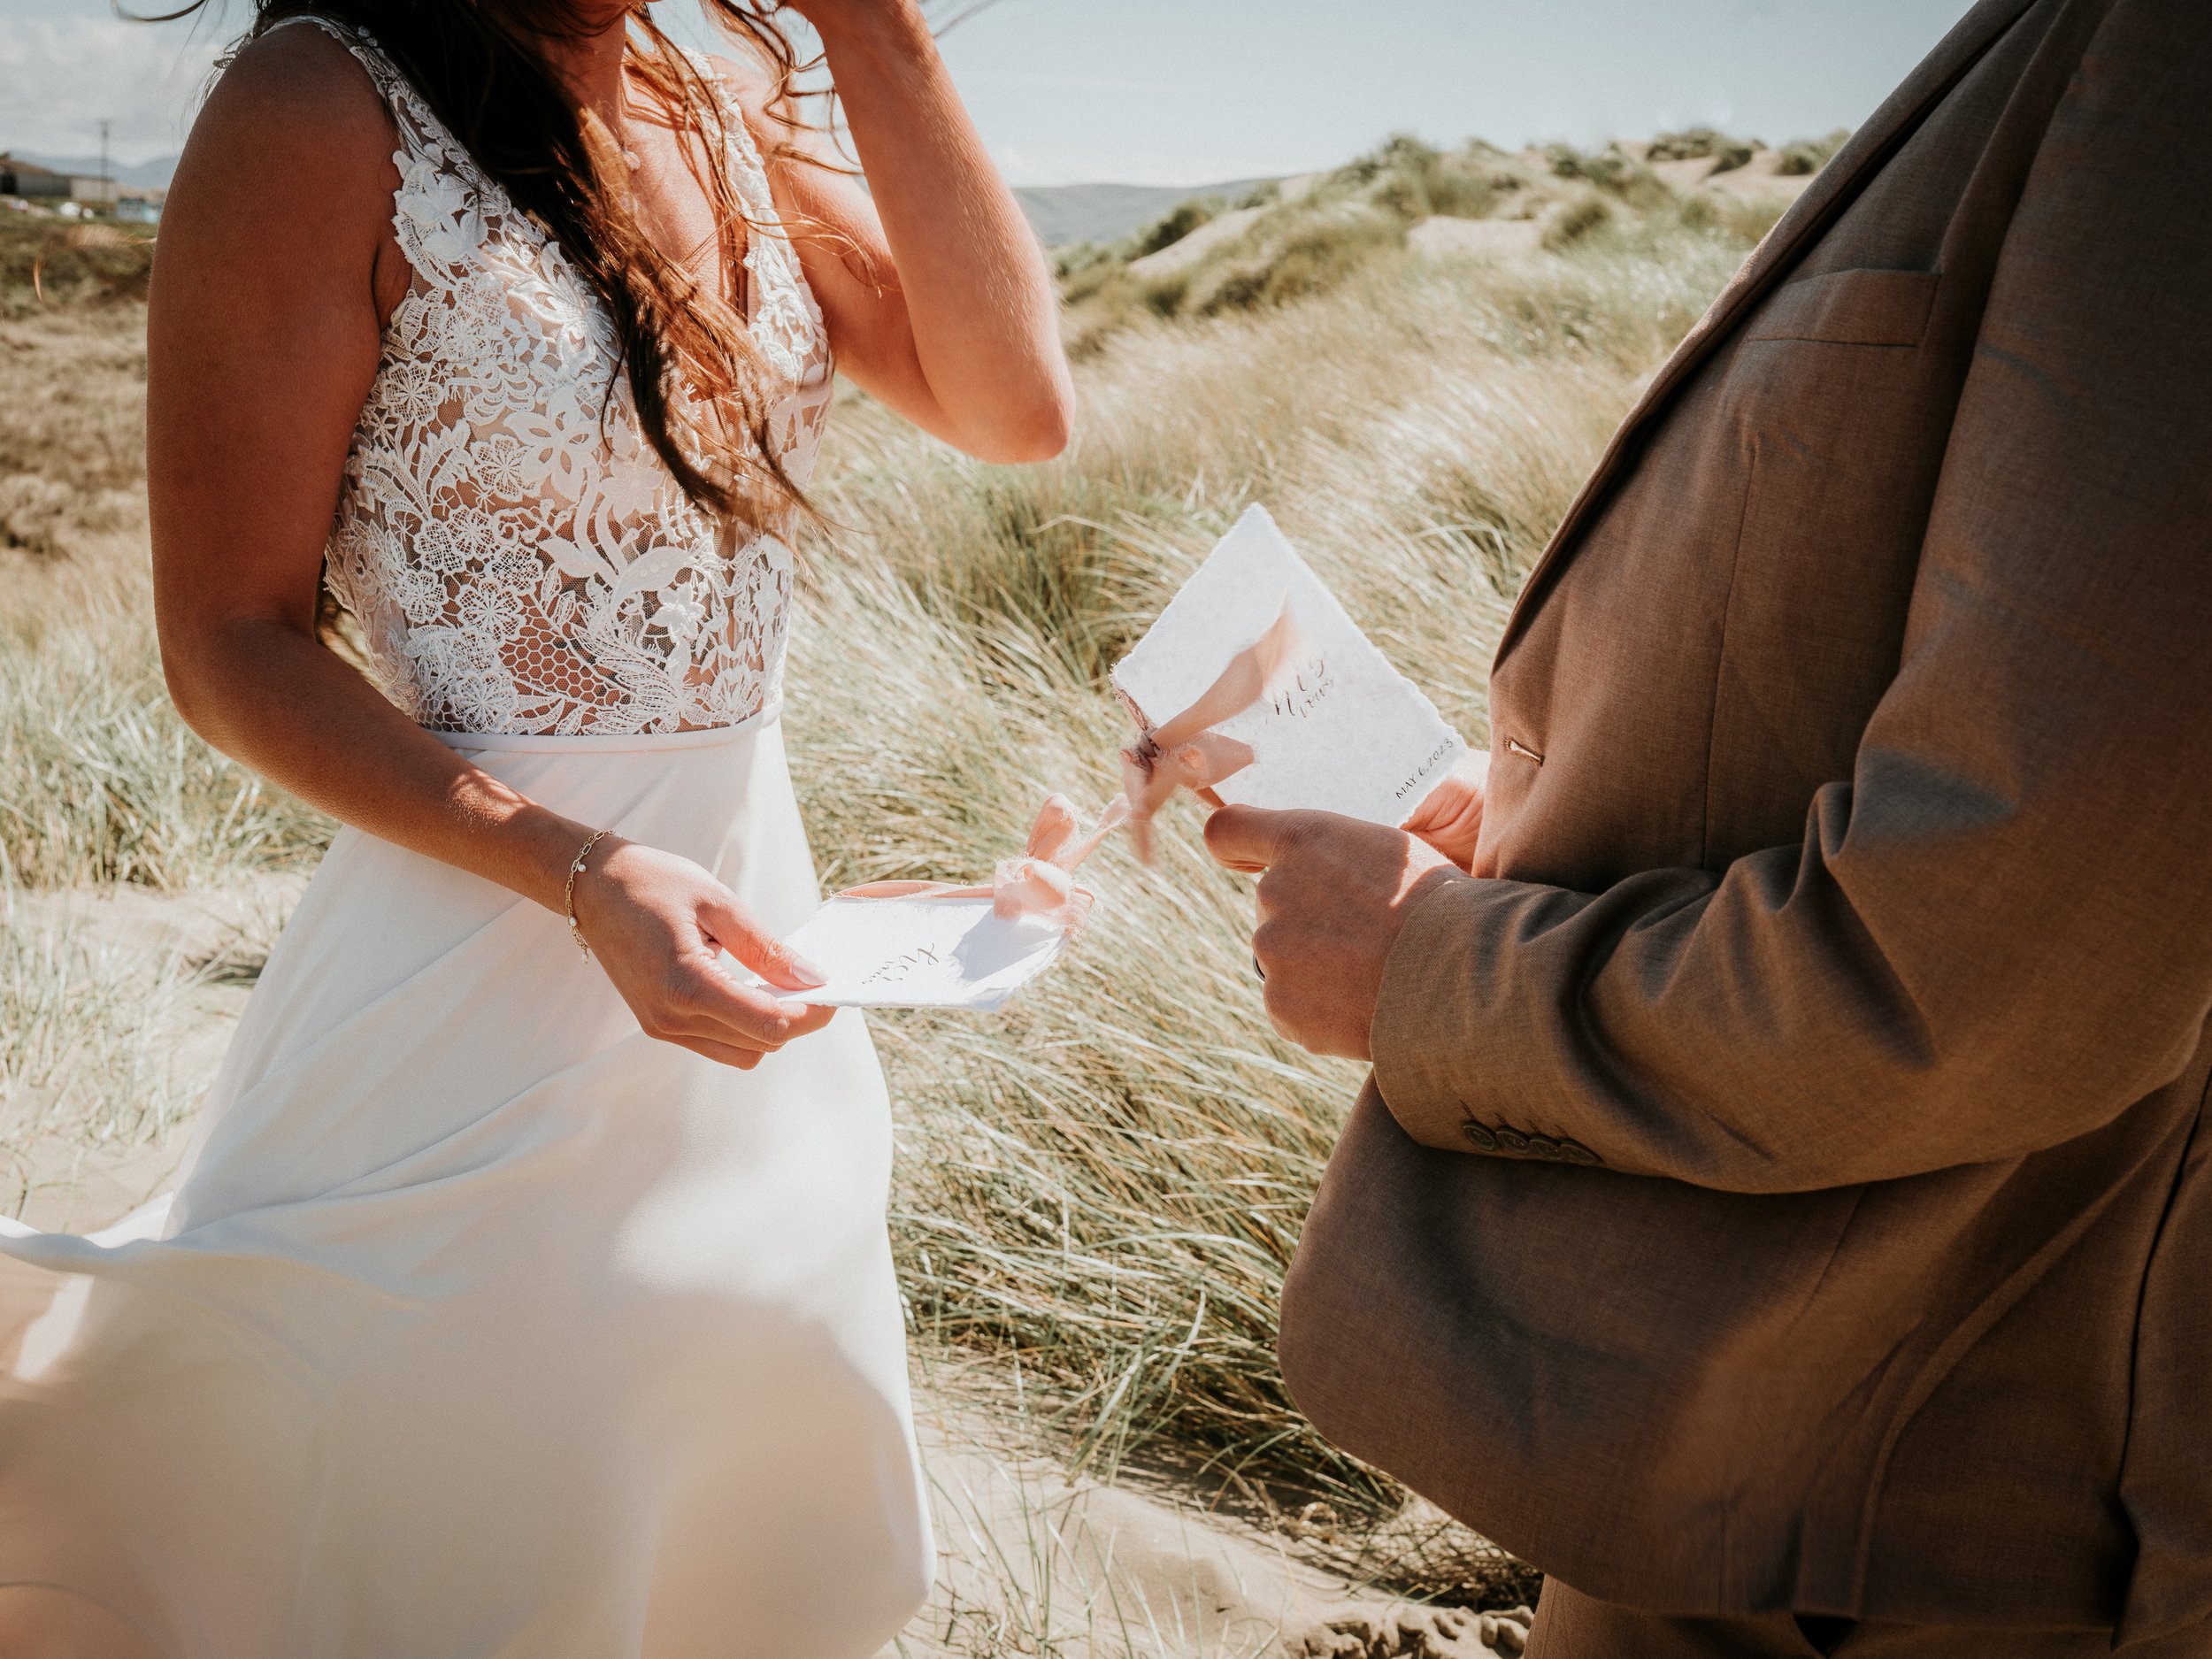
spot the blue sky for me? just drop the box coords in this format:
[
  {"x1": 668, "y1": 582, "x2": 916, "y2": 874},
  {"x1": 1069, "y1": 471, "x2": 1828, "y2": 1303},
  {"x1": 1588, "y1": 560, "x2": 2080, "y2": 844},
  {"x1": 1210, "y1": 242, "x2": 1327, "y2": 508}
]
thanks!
[
  {"x1": 918, "y1": 0, "x2": 1975, "y2": 186},
  {"x1": 2, "y1": 0, "x2": 1975, "y2": 183}
]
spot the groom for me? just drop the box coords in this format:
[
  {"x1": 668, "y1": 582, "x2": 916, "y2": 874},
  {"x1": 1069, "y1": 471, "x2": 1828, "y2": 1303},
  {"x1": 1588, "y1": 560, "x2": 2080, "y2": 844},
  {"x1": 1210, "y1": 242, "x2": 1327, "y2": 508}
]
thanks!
[{"x1": 1206, "y1": 1, "x2": 2212, "y2": 1655}]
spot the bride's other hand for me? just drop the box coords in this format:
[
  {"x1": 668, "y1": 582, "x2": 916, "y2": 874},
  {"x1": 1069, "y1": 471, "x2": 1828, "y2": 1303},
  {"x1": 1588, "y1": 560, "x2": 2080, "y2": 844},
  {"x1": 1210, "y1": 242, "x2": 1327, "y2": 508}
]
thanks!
[
  {"x1": 1402, "y1": 749, "x2": 1491, "y2": 873},
  {"x1": 569, "y1": 841, "x2": 834, "y2": 1070}
]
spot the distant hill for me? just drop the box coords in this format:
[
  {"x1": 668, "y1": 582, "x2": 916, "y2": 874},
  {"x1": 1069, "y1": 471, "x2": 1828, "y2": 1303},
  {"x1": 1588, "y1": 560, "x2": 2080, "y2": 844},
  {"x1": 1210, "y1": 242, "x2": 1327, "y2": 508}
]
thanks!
[
  {"x1": 12, "y1": 157, "x2": 1246, "y2": 247},
  {"x1": 12, "y1": 152, "x2": 179, "y2": 189},
  {"x1": 1014, "y1": 179, "x2": 1274, "y2": 249}
]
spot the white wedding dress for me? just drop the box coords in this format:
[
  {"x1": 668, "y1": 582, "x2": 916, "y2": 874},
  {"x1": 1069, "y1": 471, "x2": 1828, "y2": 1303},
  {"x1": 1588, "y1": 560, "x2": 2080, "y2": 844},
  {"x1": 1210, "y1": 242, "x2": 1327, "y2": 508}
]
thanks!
[{"x1": 0, "y1": 19, "x2": 933, "y2": 1656}]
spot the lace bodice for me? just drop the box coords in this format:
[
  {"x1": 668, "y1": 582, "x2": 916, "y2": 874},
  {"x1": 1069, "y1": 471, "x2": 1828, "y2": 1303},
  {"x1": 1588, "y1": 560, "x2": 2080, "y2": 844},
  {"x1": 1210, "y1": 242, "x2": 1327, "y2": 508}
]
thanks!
[{"x1": 294, "y1": 18, "x2": 833, "y2": 736}]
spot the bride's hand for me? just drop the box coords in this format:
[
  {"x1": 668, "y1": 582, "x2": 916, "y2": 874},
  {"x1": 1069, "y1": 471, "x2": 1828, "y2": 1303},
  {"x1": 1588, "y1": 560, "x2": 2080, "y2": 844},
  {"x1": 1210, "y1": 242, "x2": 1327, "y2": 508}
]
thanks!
[
  {"x1": 569, "y1": 840, "x2": 835, "y2": 1070},
  {"x1": 1402, "y1": 749, "x2": 1492, "y2": 873}
]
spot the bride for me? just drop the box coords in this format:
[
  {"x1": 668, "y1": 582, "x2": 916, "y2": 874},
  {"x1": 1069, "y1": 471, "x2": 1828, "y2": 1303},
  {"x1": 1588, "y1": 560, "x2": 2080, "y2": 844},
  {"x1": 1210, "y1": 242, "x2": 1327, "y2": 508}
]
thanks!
[{"x1": 0, "y1": 0, "x2": 1068, "y2": 1653}]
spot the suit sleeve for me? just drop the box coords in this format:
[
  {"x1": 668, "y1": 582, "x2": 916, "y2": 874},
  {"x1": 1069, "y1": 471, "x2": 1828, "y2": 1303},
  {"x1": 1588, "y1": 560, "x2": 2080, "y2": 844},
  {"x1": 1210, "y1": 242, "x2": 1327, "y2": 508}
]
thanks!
[{"x1": 1371, "y1": 4, "x2": 2212, "y2": 1194}]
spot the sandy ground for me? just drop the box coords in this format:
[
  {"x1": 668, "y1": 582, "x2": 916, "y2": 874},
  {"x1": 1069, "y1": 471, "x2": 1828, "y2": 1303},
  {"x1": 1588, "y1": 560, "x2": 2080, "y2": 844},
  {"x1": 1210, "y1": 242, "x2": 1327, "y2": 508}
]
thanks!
[
  {"x1": 1655, "y1": 149, "x2": 1815, "y2": 208},
  {"x1": 899, "y1": 1369, "x2": 1526, "y2": 1656},
  {"x1": 0, "y1": 875, "x2": 303, "y2": 1231},
  {"x1": 2, "y1": 880, "x2": 1527, "y2": 1659},
  {"x1": 1705, "y1": 149, "x2": 1816, "y2": 207},
  {"x1": 1407, "y1": 219, "x2": 1545, "y2": 264},
  {"x1": 1648, "y1": 155, "x2": 1723, "y2": 192}
]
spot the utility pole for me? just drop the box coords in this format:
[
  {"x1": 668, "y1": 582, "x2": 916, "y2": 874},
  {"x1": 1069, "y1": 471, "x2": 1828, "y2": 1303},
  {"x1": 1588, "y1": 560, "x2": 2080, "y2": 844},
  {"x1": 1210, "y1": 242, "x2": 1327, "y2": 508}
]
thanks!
[{"x1": 98, "y1": 119, "x2": 111, "y2": 214}]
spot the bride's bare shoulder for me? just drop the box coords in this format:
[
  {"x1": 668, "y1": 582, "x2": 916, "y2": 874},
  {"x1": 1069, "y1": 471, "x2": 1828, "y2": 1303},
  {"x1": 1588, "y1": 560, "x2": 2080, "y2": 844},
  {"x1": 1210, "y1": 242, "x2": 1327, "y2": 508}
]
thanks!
[
  {"x1": 203, "y1": 23, "x2": 394, "y2": 151},
  {"x1": 170, "y1": 21, "x2": 400, "y2": 234},
  {"x1": 158, "y1": 20, "x2": 403, "y2": 305}
]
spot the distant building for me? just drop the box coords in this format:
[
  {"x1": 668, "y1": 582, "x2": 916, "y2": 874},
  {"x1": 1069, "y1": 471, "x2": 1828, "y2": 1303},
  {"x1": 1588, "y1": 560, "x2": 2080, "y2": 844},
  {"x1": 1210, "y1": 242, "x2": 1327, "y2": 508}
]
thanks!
[
  {"x1": 0, "y1": 155, "x2": 71, "y2": 201},
  {"x1": 0, "y1": 156, "x2": 164, "y2": 220},
  {"x1": 80, "y1": 180, "x2": 165, "y2": 221}
]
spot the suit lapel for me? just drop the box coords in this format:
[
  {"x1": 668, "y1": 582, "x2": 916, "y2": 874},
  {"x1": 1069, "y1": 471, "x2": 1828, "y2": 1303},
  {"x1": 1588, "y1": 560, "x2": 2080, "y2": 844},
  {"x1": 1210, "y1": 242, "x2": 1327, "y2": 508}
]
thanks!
[{"x1": 1488, "y1": 0, "x2": 2040, "y2": 668}]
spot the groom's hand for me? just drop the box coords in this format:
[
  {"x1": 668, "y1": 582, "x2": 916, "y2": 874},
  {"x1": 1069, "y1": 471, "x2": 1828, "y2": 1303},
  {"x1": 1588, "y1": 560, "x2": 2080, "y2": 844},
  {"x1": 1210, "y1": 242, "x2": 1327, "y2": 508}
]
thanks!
[{"x1": 1203, "y1": 807, "x2": 1463, "y2": 1062}]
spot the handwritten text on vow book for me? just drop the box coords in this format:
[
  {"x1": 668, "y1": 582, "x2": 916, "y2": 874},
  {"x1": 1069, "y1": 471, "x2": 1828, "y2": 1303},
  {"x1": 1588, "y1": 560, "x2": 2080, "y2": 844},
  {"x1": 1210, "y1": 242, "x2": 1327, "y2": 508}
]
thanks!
[
  {"x1": 779, "y1": 505, "x2": 1465, "y2": 1010},
  {"x1": 781, "y1": 896, "x2": 1066, "y2": 1012},
  {"x1": 1111, "y1": 505, "x2": 1464, "y2": 826}
]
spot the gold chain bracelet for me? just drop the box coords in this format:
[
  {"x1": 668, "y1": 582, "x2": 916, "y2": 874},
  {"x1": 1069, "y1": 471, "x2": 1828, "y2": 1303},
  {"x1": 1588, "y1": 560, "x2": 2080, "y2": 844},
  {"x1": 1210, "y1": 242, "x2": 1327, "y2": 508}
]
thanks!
[{"x1": 564, "y1": 828, "x2": 611, "y2": 959}]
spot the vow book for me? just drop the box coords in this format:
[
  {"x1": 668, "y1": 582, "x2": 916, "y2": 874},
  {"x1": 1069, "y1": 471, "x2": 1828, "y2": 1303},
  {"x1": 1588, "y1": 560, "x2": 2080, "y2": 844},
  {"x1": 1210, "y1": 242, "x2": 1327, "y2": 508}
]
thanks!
[
  {"x1": 780, "y1": 896, "x2": 1065, "y2": 1013},
  {"x1": 1110, "y1": 505, "x2": 1466, "y2": 826},
  {"x1": 781, "y1": 504, "x2": 1465, "y2": 1010}
]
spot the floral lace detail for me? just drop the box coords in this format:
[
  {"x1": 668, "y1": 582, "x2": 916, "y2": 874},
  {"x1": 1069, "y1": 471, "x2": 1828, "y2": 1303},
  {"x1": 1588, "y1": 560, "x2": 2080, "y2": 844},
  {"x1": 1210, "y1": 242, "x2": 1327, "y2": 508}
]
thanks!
[{"x1": 289, "y1": 17, "x2": 833, "y2": 735}]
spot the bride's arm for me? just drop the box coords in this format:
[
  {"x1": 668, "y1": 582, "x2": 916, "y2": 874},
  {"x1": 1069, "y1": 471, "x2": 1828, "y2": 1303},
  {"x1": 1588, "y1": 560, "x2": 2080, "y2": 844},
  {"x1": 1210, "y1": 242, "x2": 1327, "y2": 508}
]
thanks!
[
  {"x1": 740, "y1": 1, "x2": 1074, "y2": 465},
  {"x1": 149, "y1": 26, "x2": 832, "y2": 1070}
]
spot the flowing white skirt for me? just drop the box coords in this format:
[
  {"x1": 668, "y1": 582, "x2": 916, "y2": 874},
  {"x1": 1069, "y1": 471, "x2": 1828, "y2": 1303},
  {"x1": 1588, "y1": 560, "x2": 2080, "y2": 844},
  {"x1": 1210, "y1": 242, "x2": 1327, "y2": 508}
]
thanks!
[{"x1": 0, "y1": 710, "x2": 933, "y2": 1658}]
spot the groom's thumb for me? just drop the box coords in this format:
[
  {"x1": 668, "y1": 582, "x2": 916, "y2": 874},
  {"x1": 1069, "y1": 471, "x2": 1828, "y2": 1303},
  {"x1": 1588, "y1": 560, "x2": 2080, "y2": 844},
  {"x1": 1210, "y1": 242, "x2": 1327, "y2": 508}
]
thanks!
[{"x1": 1203, "y1": 805, "x2": 1294, "y2": 873}]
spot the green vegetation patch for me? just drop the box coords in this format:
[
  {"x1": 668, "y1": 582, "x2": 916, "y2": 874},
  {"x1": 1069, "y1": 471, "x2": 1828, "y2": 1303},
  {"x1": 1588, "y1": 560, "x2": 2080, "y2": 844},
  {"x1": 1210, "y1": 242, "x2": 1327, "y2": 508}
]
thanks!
[
  {"x1": 0, "y1": 219, "x2": 157, "y2": 319},
  {"x1": 1057, "y1": 127, "x2": 1786, "y2": 359},
  {"x1": 1647, "y1": 126, "x2": 1759, "y2": 172}
]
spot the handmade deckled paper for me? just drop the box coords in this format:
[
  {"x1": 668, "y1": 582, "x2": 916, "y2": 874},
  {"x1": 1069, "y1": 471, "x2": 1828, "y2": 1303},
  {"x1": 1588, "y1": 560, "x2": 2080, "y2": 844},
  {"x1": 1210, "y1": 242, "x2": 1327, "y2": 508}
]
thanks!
[
  {"x1": 778, "y1": 895, "x2": 1067, "y2": 1011},
  {"x1": 1111, "y1": 504, "x2": 1465, "y2": 826}
]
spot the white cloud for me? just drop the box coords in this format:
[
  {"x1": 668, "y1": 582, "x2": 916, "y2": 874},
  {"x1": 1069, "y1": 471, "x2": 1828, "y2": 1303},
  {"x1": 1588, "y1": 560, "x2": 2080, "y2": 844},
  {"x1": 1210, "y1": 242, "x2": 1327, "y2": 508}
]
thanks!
[{"x1": 0, "y1": 15, "x2": 227, "y2": 162}]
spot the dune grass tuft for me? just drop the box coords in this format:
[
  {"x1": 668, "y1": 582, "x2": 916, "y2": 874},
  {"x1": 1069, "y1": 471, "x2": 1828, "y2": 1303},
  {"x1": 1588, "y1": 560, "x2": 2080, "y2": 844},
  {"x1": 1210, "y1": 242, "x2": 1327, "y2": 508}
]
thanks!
[
  {"x1": 1776, "y1": 128, "x2": 1853, "y2": 176},
  {"x1": 0, "y1": 220, "x2": 157, "y2": 320},
  {"x1": 1647, "y1": 127, "x2": 1759, "y2": 172},
  {"x1": 0, "y1": 546, "x2": 332, "y2": 888}
]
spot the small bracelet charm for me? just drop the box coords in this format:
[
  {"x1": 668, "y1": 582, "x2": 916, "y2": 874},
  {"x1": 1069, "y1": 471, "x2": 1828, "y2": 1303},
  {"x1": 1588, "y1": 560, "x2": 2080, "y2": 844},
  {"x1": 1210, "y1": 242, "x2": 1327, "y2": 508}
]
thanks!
[{"x1": 564, "y1": 828, "x2": 611, "y2": 959}]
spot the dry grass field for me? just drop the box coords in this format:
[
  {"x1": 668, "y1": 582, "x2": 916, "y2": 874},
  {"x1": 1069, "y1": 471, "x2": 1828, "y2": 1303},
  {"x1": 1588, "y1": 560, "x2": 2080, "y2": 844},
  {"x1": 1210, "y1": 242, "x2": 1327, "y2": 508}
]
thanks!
[{"x1": 0, "y1": 132, "x2": 1804, "y2": 1654}]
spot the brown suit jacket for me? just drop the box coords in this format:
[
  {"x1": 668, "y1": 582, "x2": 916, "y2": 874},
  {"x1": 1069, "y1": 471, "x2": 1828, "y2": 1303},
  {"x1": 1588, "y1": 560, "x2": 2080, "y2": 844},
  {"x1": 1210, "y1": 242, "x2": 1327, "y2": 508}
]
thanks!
[{"x1": 1277, "y1": 0, "x2": 2212, "y2": 1643}]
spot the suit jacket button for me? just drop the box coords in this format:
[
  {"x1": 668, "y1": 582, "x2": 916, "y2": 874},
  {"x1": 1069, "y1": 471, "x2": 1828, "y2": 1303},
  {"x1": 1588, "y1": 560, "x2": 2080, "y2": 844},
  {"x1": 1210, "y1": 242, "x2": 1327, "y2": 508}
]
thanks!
[
  {"x1": 1525, "y1": 1134, "x2": 1560, "y2": 1159},
  {"x1": 1461, "y1": 1119, "x2": 1499, "y2": 1152},
  {"x1": 1494, "y1": 1127, "x2": 1530, "y2": 1155},
  {"x1": 1557, "y1": 1140, "x2": 1599, "y2": 1165}
]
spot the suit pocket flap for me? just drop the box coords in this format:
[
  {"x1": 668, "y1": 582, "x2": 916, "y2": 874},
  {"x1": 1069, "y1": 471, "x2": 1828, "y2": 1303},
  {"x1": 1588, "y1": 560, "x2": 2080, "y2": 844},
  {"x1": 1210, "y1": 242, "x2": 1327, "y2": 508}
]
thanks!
[{"x1": 1745, "y1": 267, "x2": 1940, "y2": 348}]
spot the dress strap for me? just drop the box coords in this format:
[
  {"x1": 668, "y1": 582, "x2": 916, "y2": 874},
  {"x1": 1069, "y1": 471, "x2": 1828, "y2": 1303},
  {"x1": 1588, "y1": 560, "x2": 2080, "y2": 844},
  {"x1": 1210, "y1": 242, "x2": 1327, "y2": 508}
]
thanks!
[
  {"x1": 678, "y1": 50, "x2": 772, "y2": 205},
  {"x1": 679, "y1": 48, "x2": 833, "y2": 386},
  {"x1": 263, "y1": 14, "x2": 523, "y2": 296}
]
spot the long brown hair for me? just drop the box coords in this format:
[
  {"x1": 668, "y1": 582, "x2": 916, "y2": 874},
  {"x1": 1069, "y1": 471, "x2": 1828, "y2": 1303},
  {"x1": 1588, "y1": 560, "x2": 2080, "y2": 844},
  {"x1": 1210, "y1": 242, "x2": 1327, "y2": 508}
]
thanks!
[{"x1": 169, "y1": 0, "x2": 826, "y2": 534}]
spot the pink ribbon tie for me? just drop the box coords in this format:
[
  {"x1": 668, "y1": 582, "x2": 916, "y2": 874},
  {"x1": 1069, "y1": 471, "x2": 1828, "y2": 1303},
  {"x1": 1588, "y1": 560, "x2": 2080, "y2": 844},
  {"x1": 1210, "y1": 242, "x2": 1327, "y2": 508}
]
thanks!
[
  {"x1": 836, "y1": 793, "x2": 1129, "y2": 934},
  {"x1": 1116, "y1": 602, "x2": 1303, "y2": 864}
]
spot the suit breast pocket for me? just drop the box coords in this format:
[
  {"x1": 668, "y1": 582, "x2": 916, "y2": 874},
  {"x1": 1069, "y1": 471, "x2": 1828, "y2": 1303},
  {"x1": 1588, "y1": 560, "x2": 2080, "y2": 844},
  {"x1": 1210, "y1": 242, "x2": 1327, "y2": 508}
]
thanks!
[
  {"x1": 1703, "y1": 267, "x2": 1950, "y2": 862},
  {"x1": 1742, "y1": 266, "x2": 1939, "y2": 349}
]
